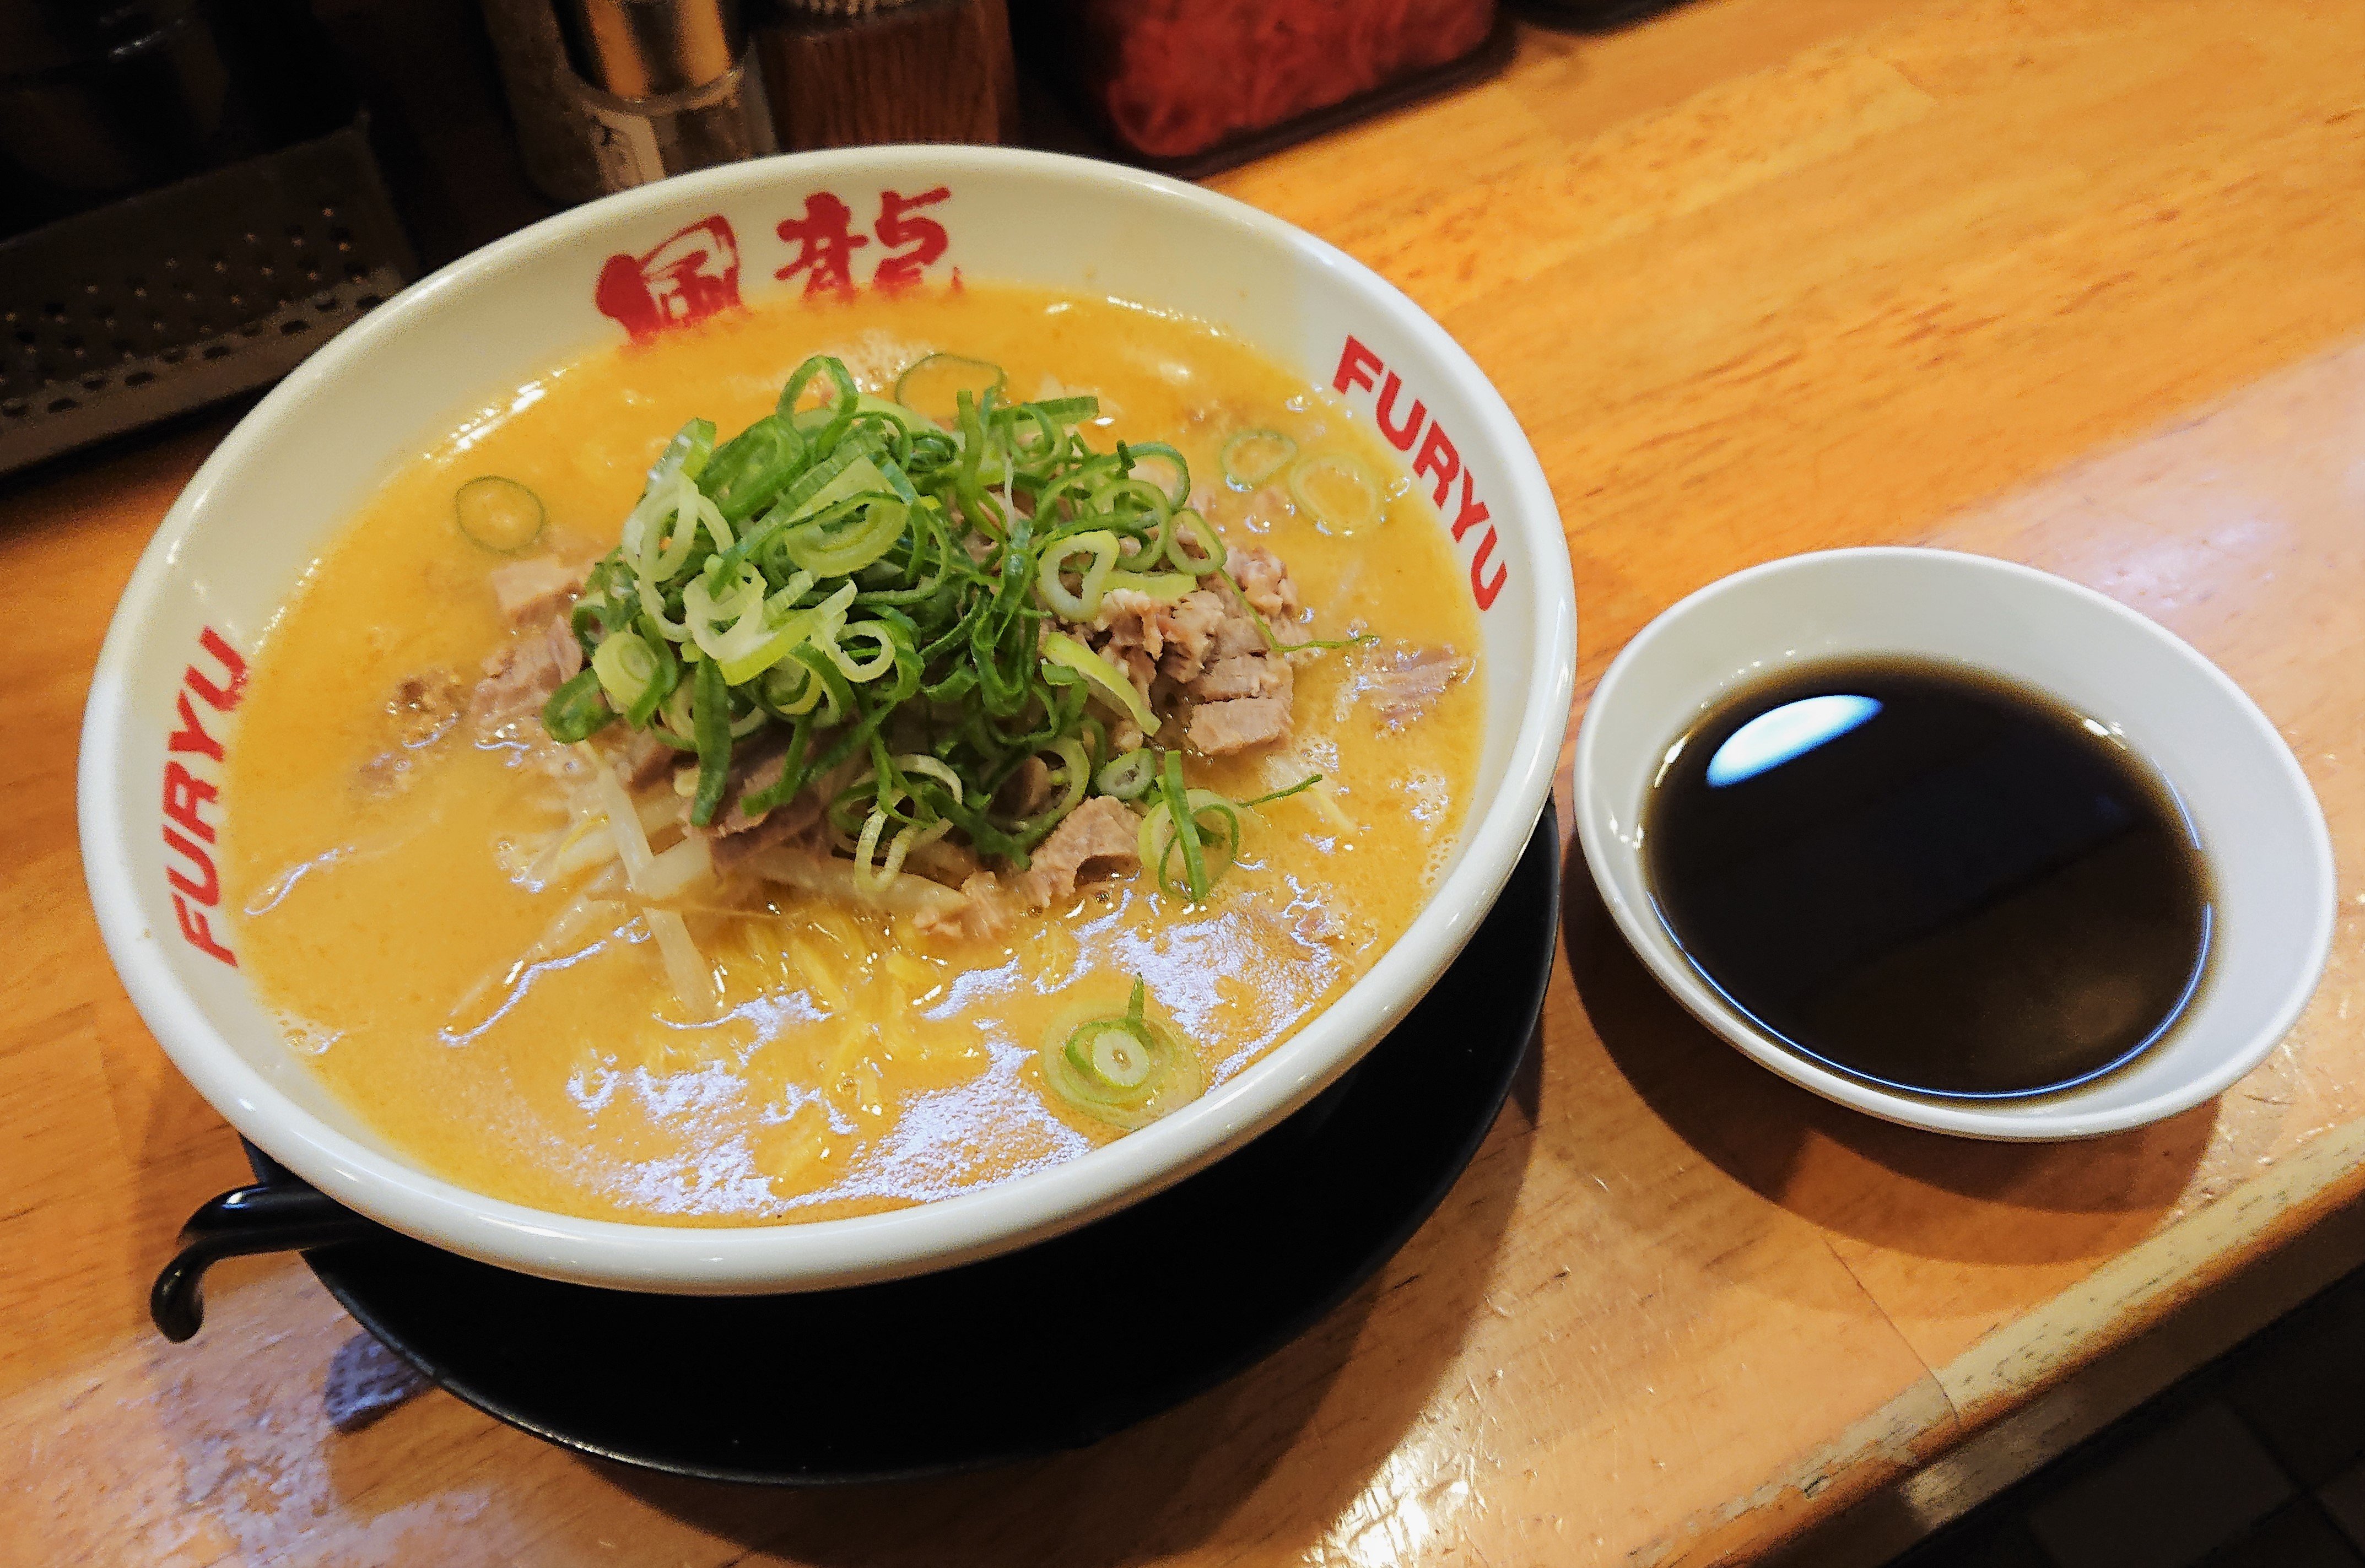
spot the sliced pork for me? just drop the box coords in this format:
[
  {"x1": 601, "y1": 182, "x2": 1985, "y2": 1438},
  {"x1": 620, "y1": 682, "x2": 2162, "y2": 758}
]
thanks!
[
  {"x1": 1368, "y1": 644, "x2": 1466, "y2": 727},
  {"x1": 1015, "y1": 796, "x2": 1141, "y2": 911},
  {"x1": 912, "y1": 870, "x2": 1020, "y2": 943},
  {"x1": 1189, "y1": 652, "x2": 1290, "y2": 705},
  {"x1": 488, "y1": 556, "x2": 587, "y2": 628},
  {"x1": 1228, "y1": 545, "x2": 1300, "y2": 622},
  {"x1": 612, "y1": 728, "x2": 677, "y2": 790},
  {"x1": 387, "y1": 669, "x2": 467, "y2": 749},
  {"x1": 1188, "y1": 695, "x2": 1292, "y2": 755},
  {"x1": 472, "y1": 615, "x2": 582, "y2": 737}
]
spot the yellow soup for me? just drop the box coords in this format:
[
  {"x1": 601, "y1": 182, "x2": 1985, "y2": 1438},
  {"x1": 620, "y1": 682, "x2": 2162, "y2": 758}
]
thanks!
[{"x1": 224, "y1": 285, "x2": 1483, "y2": 1225}]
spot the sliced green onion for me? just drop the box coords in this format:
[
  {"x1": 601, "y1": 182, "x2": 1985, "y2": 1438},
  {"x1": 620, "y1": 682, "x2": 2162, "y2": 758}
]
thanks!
[
  {"x1": 1083, "y1": 1024, "x2": 1152, "y2": 1088},
  {"x1": 624, "y1": 473, "x2": 727, "y2": 584},
  {"x1": 542, "y1": 666, "x2": 614, "y2": 743},
  {"x1": 1137, "y1": 764, "x2": 1246, "y2": 905},
  {"x1": 1095, "y1": 749, "x2": 1155, "y2": 801},
  {"x1": 894, "y1": 753, "x2": 966, "y2": 804},
  {"x1": 717, "y1": 578, "x2": 855, "y2": 687},
  {"x1": 591, "y1": 630, "x2": 659, "y2": 712},
  {"x1": 542, "y1": 349, "x2": 1369, "y2": 893},
  {"x1": 848, "y1": 392, "x2": 933, "y2": 436},
  {"x1": 1037, "y1": 978, "x2": 1206, "y2": 1130},
  {"x1": 455, "y1": 476, "x2": 545, "y2": 554},
  {"x1": 782, "y1": 496, "x2": 905, "y2": 577},
  {"x1": 682, "y1": 560, "x2": 768, "y2": 664},
  {"x1": 700, "y1": 413, "x2": 808, "y2": 524},
  {"x1": 1041, "y1": 631, "x2": 1156, "y2": 736},
  {"x1": 1221, "y1": 429, "x2": 1297, "y2": 489},
  {"x1": 894, "y1": 354, "x2": 1006, "y2": 426},
  {"x1": 1288, "y1": 452, "x2": 1386, "y2": 536},
  {"x1": 1159, "y1": 508, "x2": 1225, "y2": 576},
  {"x1": 1023, "y1": 395, "x2": 1100, "y2": 428},
  {"x1": 778, "y1": 355, "x2": 859, "y2": 453},
  {"x1": 1121, "y1": 441, "x2": 1191, "y2": 510},
  {"x1": 1018, "y1": 737, "x2": 1090, "y2": 832},
  {"x1": 1239, "y1": 773, "x2": 1324, "y2": 808},
  {"x1": 1156, "y1": 751, "x2": 1206, "y2": 900},
  {"x1": 647, "y1": 417, "x2": 717, "y2": 488},
  {"x1": 1035, "y1": 529, "x2": 1120, "y2": 621},
  {"x1": 1102, "y1": 569, "x2": 1197, "y2": 602},
  {"x1": 688, "y1": 654, "x2": 732, "y2": 827},
  {"x1": 823, "y1": 620, "x2": 901, "y2": 683}
]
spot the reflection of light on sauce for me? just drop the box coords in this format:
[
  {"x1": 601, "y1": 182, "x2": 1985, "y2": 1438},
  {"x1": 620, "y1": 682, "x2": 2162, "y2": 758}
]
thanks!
[
  {"x1": 284, "y1": 1016, "x2": 341, "y2": 1057},
  {"x1": 565, "y1": 1059, "x2": 620, "y2": 1112},
  {"x1": 1397, "y1": 768, "x2": 1449, "y2": 825},
  {"x1": 928, "y1": 950, "x2": 1023, "y2": 1021},
  {"x1": 449, "y1": 379, "x2": 550, "y2": 454},
  {"x1": 1703, "y1": 693, "x2": 1881, "y2": 787},
  {"x1": 791, "y1": 1037, "x2": 1092, "y2": 1210},
  {"x1": 438, "y1": 938, "x2": 614, "y2": 1048},
  {"x1": 625, "y1": 1058, "x2": 746, "y2": 1121},
  {"x1": 244, "y1": 846, "x2": 347, "y2": 916},
  {"x1": 603, "y1": 1131, "x2": 775, "y2": 1216}
]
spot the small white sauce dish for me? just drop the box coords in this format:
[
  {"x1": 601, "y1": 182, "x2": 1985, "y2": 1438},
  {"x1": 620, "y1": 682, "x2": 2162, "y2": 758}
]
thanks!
[{"x1": 1574, "y1": 547, "x2": 2335, "y2": 1141}]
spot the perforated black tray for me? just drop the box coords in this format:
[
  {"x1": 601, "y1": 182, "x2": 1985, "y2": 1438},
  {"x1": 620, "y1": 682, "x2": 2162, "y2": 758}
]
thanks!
[{"x1": 0, "y1": 117, "x2": 414, "y2": 476}]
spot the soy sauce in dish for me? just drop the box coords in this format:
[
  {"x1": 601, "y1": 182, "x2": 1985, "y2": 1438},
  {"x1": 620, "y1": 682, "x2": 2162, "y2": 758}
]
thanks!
[{"x1": 1642, "y1": 658, "x2": 2211, "y2": 1099}]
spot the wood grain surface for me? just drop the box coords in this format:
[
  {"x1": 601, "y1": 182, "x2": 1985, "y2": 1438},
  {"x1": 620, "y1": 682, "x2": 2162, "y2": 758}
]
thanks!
[
  {"x1": 4, "y1": 0, "x2": 2363, "y2": 1561},
  {"x1": 758, "y1": 0, "x2": 1021, "y2": 152}
]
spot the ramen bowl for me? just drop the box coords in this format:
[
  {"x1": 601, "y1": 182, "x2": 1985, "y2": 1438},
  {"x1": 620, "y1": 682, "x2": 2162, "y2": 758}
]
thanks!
[
  {"x1": 79, "y1": 147, "x2": 1575, "y2": 1294},
  {"x1": 1574, "y1": 547, "x2": 2334, "y2": 1140}
]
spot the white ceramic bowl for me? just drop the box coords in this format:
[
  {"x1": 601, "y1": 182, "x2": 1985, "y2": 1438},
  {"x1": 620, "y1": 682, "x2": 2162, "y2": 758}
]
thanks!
[
  {"x1": 78, "y1": 147, "x2": 1575, "y2": 1292},
  {"x1": 1575, "y1": 547, "x2": 2333, "y2": 1140}
]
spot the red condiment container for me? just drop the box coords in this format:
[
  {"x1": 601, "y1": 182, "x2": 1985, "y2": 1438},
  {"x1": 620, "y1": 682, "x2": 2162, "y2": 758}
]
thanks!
[{"x1": 1033, "y1": 0, "x2": 1504, "y2": 172}]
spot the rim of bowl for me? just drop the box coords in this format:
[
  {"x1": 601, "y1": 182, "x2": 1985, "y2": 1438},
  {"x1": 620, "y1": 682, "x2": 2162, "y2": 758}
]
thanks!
[
  {"x1": 1572, "y1": 545, "x2": 2335, "y2": 1142},
  {"x1": 79, "y1": 147, "x2": 1579, "y2": 1291}
]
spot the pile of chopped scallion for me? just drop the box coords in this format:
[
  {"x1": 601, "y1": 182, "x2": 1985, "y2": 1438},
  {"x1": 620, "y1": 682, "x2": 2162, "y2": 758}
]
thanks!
[{"x1": 538, "y1": 353, "x2": 1340, "y2": 902}]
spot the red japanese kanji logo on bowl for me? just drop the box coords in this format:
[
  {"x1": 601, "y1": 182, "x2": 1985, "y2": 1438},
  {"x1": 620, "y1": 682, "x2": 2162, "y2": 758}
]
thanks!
[
  {"x1": 593, "y1": 191, "x2": 960, "y2": 340},
  {"x1": 775, "y1": 186, "x2": 952, "y2": 297},
  {"x1": 596, "y1": 215, "x2": 743, "y2": 343}
]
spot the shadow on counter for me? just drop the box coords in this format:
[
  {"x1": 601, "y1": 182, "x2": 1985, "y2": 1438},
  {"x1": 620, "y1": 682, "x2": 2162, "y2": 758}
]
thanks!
[
  {"x1": 591, "y1": 1100, "x2": 1535, "y2": 1566},
  {"x1": 1558, "y1": 831, "x2": 2218, "y2": 1278}
]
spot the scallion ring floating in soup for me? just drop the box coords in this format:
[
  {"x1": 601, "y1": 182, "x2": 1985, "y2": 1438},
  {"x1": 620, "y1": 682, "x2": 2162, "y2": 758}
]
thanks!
[{"x1": 223, "y1": 285, "x2": 1484, "y2": 1226}]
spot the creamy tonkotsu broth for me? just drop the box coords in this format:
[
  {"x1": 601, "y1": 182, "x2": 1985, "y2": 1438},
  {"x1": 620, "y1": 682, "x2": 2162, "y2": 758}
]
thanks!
[{"x1": 224, "y1": 285, "x2": 1483, "y2": 1225}]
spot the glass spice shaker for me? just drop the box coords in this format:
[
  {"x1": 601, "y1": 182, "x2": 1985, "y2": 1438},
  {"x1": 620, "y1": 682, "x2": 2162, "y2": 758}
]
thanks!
[{"x1": 557, "y1": 0, "x2": 777, "y2": 190}]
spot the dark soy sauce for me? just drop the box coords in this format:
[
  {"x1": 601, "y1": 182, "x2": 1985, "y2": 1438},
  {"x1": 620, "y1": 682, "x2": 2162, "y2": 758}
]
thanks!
[{"x1": 1642, "y1": 658, "x2": 2211, "y2": 1099}]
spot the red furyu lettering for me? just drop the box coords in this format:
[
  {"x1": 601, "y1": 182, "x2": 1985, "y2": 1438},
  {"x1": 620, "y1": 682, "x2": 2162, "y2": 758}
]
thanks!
[
  {"x1": 185, "y1": 626, "x2": 247, "y2": 712},
  {"x1": 166, "y1": 626, "x2": 240, "y2": 966},
  {"x1": 872, "y1": 186, "x2": 951, "y2": 290},
  {"x1": 1374, "y1": 372, "x2": 1426, "y2": 452},
  {"x1": 775, "y1": 192, "x2": 869, "y2": 298},
  {"x1": 1468, "y1": 527, "x2": 1508, "y2": 611},
  {"x1": 1412, "y1": 423, "x2": 1460, "y2": 507},
  {"x1": 170, "y1": 691, "x2": 224, "y2": 762},
  {"x1": 1333, "y1": 336, "x2": 1382, "y2": 397},
  {"x1": 174, "y1": 897, "x2": 236, "y2": 967},
  {"x1": 163, "y1": 761, "x2": 219, "y2": 844},
  {"x1": 595, "y1": 216, "x2": 743, "y2": 343},
  {"x1": 1450, "y1": 469, "x2": 1490, "y2": 542},
  {"x1": 1332, "y1": 331, "x2": 1506, "y2": 615},
  {"x1": 164, "y1": 826, "x2": 219, "y2": 905}
]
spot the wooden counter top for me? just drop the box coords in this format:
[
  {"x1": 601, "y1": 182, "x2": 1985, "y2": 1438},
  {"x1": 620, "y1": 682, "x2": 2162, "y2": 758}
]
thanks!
[{"x1": 5, "y1": 0, "x2": 2362, "y2": 1560}]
